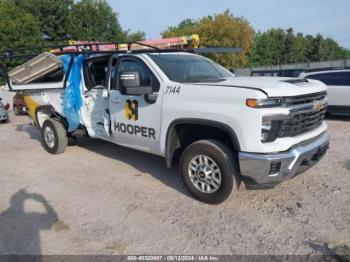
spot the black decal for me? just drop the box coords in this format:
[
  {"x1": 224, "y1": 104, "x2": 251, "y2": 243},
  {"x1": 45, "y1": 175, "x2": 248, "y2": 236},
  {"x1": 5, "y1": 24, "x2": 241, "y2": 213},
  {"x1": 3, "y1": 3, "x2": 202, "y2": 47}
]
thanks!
[
  {"x1": 134, "y1": 126, "x2": 141, "y2": 135},
  {"x1": 125, "y1": 100, "x2": 138, "y2": 121},
  {"x1": 127, "y1": 124, "x2": 134, "y2": 134},
  {"x1": 120, "y1": 123, "x2": 127, "y2": 132},
  {"x1": 113, "y1": 122, "x2": 156, "y2": 139},
  {"x1": 149, "y1": 128, "x2": 156, "y2": 139},
  {"x1": 166, "y1": 86, "x2": 181, "y2": 95},
  {"x1": 114, "y1": 122, "x2": 120, "y2": 131},
  {"x1": 141, "y1": 127, "x2": 147, "y2": 137}
]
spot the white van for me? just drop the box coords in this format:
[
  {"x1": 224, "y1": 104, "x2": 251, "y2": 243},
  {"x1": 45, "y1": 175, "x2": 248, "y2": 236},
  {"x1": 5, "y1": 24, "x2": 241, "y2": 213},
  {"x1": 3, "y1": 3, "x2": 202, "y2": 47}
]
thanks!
[{"x1": 300, "y1": 69, "x2": 350, "y2": 115}]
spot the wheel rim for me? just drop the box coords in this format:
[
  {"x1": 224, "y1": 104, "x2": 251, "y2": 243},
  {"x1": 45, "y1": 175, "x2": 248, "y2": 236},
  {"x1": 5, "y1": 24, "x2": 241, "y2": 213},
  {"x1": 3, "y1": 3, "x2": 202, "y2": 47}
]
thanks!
[
  {"x1": 44, "y1": 126, "x2": 55, "y2": 148},
  {"x1": 188, "y1": 155, "x2": 222, "y2": 194}
]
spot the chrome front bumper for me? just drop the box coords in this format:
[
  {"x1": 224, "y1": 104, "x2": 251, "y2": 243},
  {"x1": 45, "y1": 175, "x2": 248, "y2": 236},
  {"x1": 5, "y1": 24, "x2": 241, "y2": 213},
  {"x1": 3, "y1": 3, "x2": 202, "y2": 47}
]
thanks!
[{"x1": 239, "y1": 132, "x2": 330, "y2": 185}]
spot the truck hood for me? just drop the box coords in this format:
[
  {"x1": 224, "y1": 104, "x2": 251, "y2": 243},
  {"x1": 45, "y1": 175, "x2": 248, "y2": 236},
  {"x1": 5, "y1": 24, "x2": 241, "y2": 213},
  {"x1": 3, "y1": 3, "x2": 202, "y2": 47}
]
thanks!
[{"x1": 216, "y1": 77, "x2": 328, "y2": 97}]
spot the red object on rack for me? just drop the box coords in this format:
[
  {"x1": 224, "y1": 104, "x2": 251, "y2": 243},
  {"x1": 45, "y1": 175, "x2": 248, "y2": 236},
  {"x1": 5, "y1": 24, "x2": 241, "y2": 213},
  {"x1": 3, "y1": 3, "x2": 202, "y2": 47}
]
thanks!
[{"x1": 51, "y1": 34, "x2": 200, "y2": 54}]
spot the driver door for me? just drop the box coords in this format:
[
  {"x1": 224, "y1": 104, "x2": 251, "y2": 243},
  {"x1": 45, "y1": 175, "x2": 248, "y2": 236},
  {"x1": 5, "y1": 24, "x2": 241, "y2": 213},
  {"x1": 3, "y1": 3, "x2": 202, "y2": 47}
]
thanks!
[{"x1": 109, "y1": 56, "x2": 162, "y2": 153}]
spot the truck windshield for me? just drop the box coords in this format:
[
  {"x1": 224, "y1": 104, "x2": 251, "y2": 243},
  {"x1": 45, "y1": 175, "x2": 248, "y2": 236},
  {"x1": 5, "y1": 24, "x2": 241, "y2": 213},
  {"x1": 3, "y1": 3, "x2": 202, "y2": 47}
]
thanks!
[{"x1": 148, "y1": 54, "x2": 234, "y2": 83}]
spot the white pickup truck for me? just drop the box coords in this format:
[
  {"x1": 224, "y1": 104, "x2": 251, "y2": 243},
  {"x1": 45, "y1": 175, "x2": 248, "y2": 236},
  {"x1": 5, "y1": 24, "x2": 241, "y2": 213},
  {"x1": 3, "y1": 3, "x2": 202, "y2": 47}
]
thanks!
[{"x1": 4, "y1": 48, "x2": 330, "y2": 204}]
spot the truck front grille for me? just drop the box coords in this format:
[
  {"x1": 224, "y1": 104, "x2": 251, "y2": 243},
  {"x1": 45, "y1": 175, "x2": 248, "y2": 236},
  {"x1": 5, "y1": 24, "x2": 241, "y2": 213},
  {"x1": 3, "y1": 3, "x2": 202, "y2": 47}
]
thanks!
[
  {"x1": 284, "y1": 92, "x2": 327, "y2": 106},
  {"x1": 278, "y1": 92, "x2": 327, "y2": 138}
]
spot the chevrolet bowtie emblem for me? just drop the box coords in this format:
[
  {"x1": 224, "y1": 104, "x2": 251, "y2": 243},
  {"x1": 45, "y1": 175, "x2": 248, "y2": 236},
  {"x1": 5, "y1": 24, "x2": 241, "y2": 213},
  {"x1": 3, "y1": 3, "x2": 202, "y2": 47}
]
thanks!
[{"x1": 314, "y1": 102, "x2": 324, "y2": 112}]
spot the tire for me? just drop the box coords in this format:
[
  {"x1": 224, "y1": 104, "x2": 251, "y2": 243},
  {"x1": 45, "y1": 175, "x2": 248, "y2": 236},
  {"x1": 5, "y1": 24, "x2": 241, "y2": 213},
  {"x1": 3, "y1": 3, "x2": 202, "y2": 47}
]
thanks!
[
  {"x1": 41, "y1": 119, "x2": 68, "y2": 154},
  {"x1": 179, "y1": 139, "x2": 240, "y2": 204}
]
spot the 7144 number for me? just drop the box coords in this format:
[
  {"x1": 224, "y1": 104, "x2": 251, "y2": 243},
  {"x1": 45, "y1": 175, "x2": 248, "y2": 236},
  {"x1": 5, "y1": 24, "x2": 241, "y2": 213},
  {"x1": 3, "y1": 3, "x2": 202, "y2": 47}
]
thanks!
[{"x1": 166, "y1": 86, "x2": 181, "y2": 95}]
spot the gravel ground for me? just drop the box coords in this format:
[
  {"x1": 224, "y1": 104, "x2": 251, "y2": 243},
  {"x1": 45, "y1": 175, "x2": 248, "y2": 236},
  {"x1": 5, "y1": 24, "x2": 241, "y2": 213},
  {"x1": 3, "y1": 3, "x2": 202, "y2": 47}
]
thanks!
[{"x1": 0, "y1": 90, "x2": 349, "y2": 256}]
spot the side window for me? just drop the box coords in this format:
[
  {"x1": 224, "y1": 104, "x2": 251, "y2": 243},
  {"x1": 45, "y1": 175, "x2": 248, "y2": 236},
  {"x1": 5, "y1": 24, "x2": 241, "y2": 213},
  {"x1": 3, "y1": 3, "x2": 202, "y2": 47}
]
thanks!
[
  {"x1": 307, "y1": 72, "x2": 350, "y2": 86},
  {"x1": 83, "y1": 59, "x2": 109, "y2": 90},
  {"x1": 117, "y1": 58, "x2": 160, "y2": 92},
  {"x1": 322, "y1": 72, "x2": 350, "y2": 86}
]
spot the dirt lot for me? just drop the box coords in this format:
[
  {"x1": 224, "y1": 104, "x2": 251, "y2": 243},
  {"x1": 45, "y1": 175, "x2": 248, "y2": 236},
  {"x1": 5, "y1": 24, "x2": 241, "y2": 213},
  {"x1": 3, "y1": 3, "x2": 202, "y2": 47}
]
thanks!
[{"x1": 0, "y1": 91, "x2": 349, "y2": 255}]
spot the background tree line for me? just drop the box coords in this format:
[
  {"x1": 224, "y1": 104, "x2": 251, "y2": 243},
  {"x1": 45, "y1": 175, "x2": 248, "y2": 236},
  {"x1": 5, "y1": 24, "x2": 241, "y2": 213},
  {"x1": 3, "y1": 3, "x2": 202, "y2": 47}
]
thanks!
[
  {"x1": 0, "y1": 0, "x2": 144, "y2": 50},
  {"x1": 162, "y1": 11, "x2": 350, "y2": 68},
  {"x1": 0, "y1": 0, "x2": 349, "y2": 69},
  {"x1": 248, "y1": 28, "x2": 349, "y2": 67}
]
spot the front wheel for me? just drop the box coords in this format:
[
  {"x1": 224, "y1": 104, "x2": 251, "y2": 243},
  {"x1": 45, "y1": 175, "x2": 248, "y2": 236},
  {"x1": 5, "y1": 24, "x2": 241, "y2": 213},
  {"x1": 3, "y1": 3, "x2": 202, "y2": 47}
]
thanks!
[
  {"x1": 41, "y1": 119, "x2": 68, "y2": 154},
  {"x1": 179, "y1": 139, "x2": 240, "y2": 204}
]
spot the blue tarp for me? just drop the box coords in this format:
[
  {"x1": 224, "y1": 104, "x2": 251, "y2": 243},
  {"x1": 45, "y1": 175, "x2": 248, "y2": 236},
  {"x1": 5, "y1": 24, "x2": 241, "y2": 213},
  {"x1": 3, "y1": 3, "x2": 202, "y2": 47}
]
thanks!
[{"x1": 60, "y1": 55, "x2": 84, "y2": 132}]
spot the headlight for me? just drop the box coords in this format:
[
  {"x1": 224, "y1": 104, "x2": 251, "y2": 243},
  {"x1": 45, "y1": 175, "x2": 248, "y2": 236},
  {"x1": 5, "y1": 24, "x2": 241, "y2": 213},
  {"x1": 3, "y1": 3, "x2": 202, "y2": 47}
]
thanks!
[
  {"x1": 246, "y1": 98, "x2": 284, "y2": 108},
  {"x1": 261, "y1": 118, "x2": 282, "y2": 142}
]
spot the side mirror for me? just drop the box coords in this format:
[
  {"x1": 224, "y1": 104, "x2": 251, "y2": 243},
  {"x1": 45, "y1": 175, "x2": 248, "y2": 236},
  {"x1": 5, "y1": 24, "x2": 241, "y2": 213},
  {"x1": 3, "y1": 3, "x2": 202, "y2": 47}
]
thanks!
[{"x1": 119, "y1": 71, "x2": 153, "y2": 95}]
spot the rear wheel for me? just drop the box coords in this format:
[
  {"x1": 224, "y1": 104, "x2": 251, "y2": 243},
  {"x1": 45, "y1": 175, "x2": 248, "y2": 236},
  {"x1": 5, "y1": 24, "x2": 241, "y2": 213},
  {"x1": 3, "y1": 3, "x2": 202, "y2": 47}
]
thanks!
[
  {"x1": 179, "y1": 139, "x2": 239, "y2": 204},
  {"x1": 41, "y1": 119, "x2": 68, "y2": 154}
]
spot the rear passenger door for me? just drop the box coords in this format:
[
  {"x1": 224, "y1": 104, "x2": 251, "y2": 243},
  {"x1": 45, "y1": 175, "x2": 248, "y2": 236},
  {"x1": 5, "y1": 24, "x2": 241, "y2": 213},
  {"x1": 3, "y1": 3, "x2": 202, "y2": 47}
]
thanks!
[{"x1": 81, "y1": 57, "x2": 109, "y2": 137}]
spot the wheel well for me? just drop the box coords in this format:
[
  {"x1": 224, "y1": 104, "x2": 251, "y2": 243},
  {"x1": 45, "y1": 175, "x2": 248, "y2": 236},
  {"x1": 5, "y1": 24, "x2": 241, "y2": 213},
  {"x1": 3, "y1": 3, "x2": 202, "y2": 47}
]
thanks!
[
  {"x1": 35, "y1": 106, "x2": 67, "y2": 129},
  {"x1": 166, "y1": 122, "x2": 240, "y2": 168}
]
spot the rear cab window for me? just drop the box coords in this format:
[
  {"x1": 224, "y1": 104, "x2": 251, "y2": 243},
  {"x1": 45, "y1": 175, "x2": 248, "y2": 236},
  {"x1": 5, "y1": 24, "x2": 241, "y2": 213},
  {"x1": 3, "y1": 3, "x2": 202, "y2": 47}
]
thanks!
[{"x1": 83, "y1": 56, "x2": 111, "y2": 90}]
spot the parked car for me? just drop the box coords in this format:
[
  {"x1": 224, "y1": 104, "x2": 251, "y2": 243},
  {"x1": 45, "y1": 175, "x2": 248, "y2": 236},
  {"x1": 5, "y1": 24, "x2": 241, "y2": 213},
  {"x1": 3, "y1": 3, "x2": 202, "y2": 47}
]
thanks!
[
  {"x1": 300, "y1": 69, "x2": 350, "y2": 115},
  {"x1": 0, "y1": 97, "x2": 9, "y2": 123},
  {"x1": 13, "y1": 91, "x2": 27, "y2": 115}
]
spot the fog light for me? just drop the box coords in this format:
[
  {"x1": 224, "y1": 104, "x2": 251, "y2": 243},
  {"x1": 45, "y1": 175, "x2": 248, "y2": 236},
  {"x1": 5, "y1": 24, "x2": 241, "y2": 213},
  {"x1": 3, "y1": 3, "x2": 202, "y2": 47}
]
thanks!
[
  {"x1": 261, "y1": 119, "x2": 282, "y2": 143},
  {"x1": 269, "y1": 161, "x2": 281, "y2": 176}
]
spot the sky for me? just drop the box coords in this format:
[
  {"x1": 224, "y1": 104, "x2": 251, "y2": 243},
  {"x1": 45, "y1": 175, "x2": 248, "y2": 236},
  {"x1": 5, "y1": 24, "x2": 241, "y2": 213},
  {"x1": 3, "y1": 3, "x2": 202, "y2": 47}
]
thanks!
[{"x1": 108, "y1": 0, "x2": 350, "y2": 49}]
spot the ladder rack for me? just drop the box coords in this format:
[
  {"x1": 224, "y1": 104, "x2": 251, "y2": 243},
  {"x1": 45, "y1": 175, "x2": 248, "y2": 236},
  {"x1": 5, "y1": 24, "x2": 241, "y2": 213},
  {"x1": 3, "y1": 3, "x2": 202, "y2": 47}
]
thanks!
[{"x1": 1, "y1": 35, "x2": 241, "y2": 91}]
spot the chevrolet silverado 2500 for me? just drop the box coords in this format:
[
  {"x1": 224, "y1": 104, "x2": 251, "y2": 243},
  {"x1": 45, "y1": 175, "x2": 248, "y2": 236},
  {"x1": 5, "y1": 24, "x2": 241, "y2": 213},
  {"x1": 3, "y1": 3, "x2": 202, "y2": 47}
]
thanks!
[{"x1": 4, "y1": 47, "x2": 330, "y2": 204}]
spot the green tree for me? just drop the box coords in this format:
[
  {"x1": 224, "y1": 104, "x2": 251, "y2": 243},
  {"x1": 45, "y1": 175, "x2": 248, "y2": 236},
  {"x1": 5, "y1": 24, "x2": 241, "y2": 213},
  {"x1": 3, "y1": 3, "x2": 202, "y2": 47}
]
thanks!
[
  {"x1": 248, "y1": 29, "x2": 348, "y2": 66},
  {"x1": 308, "y1": 34, "x2": 347, "y2": 61},
  {"x1": 310, "y1": 34, "x2": 324, "y2": 61},
  {"x1": 163, "y1": 19, "x2": 196, "y2": 36},
  {"x1": 0, "y1": 0, "x2": 42, "y2": 84},
  {"x1": 319, "y1": 37, "x2": 347, "y2": 60},
  {"x1": 14, "y1": 0, "x2": 73, "y2": 43},
  {"x1": 248, "y1": 28, "x2": 287, "y2": 66},
  {"x1": 162, "y1": 10, "x2": 255, "y2": 68},
  {"x1": 69, "y1": 0, "x2": 126, "y2": 42},
  {"x1": 0, "y1": 0, "x2": 41, "y2": 50},
  {"x1": 289, "y1": 33, "x2": 310, "y2": 63},
  {"x1": 283, "y1": 28, "x2": 295, "y2": 63},
  {"x1": 126, "y1": 31, "x2": 146, "y2": 42}
]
